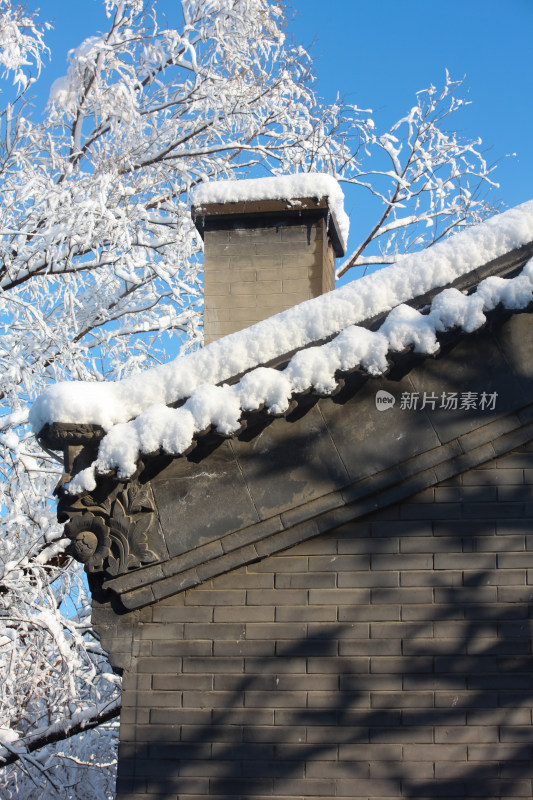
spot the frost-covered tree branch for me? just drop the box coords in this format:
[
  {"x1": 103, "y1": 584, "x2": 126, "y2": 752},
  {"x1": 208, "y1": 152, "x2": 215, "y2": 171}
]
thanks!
[
  {"x1": 337, "y1": 73, "x2": 499, "y2": 277},
  {"x1": 0, "y1": 0, "x2": 49, "y2": 88},
  {"x1": 0, "y1": 697, "x2": 121, "y2": 769}
]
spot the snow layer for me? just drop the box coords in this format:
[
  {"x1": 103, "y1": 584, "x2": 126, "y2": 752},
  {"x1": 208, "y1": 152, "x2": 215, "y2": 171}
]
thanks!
[
  {"x1": 48, "y1": 36, "x2": 104, "y2": 107},
  {"x1": 31, "y1": 199, "x2": 533, "y2": 446},
  {"x1": 191, "y1": 173, "x2": 350, "y2": 251},
  {"x1": 65, "y1": 256, "x2": 533, "y2": 494}
]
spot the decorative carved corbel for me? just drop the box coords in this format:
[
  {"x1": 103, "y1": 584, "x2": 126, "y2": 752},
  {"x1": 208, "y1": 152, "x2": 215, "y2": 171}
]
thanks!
[{"x1": 62, "y1": 480, "x2": 161, "y2": 578}]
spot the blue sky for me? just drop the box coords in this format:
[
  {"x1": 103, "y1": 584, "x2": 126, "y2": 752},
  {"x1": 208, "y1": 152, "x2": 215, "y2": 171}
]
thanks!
[
  {"x1": 18, "y1": 0, "x2": 533, "y2": 252},
  {"x1": 294, "y1": 0, "x2": 532, "y2": 214}
]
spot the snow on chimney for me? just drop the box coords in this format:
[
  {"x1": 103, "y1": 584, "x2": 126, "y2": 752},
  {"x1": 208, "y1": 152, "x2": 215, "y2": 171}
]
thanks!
[{"x1": 191, "y1": 174, "x2": 347, "y2": 344}]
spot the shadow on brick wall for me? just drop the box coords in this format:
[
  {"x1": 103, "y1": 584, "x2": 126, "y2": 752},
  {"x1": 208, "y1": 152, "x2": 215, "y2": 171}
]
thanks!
[{"x1": 117, "y1": 460, "x2": 533, "y2": 799}]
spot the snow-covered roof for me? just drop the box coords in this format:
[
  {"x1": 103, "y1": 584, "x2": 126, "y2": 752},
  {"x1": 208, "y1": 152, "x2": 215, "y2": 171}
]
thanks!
[
  {"x1": 191, "y1": 173, "x2": 350, "y2": 252},
  {"x1": 31, "y1": 200, "x2": 533, "y2": 493}
]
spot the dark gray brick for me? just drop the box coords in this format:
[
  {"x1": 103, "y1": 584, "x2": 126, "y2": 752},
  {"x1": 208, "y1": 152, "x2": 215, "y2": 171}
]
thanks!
[
  {"x1": 340, "y1": 604, "x2": 399, "y2": 621},
  {"x1": 400, "y1": 570, "x2": 462, "y2": 587},
  {"x1": 400, "y1": 535, "x2": 463, "y2": 553},
  {"x1": 275, "y1": 605, "x2": 337, "y2": 622},
  {"x1": 472, "y1": 534, "x2": 525, "y2": 552},
  {"x1": 434, "y1": 553, "x2": 496, "y2": 569},
  {"x1": 185, "y1": 589, "x2": 245, "y2": 606},
  {"x1": 181, "y1": 724, "x2": 242, "y2": 743},
  {"x1": 274, "y1": 571, "x2": 335, "y2": 588},
  {"x1": 370, "y1": 691, "x2": 434, "y2": 708},
  {"x1": 182, "y1": 656, "x2": 243, "y2": 674},
  {"x1": 371, "y1": 553, "x2": 433, "y2": 570},
  {"x1": 308, "y1": 554, "x2": 370, "y2": 571},
  {"x1": 400, "y1": 501, "x2": 462, "y2": 519},
  {"x1": 498, "y1": 484, "x2": 533, "y2": 501},
  {"x1": 213, "y1": 605, "x2": 274, "y2": 623},
  {"x1": 463, "y1": 468, "x2": 524, "y2": 485},
  {"x1": 307, "y1": 656, "x2": 369, "y2": 674},
  {"x1": 371, "y1": 520, "x2": 430, "y2": 537},
  {"x1": 340, "y1": 674, "x2": 402, "y2": 691},
  {"x1": 135, "y1": 656, "x2": 181, "y2": 674},
  {"x1": 434, "y1": 587, "x2": 497, "y2": 604},
  {"x1": 244, "y1": 622, "x2": 308, "y2": 639},
  {"x1": 498, "y1": 585, "x2": 533, "y2": 602},
  {"x1": 244, "y1": 657, "x2": 307, "y2": 674},
  {"x1": 341, "y1": 776, "x2": 407, "y2": 797},
  {"x1": 433, "y1": 520, "x2": 495, "y2": 537},
  {"x1": 339, "y1": 639, "x2": 401, "y2": 657},
  {"x1": 494, "y1": 453, "x2": 533, "y2": 468},
  {"x1": 305, "y1": 759, "x2": 369, "y2": 779},
  {"x1": 149, "y1": 708, "x2": 211, "y2": 725},
  {"x1": 212, "y1": 639, "x2": 275, "y2": 657},
  {"x1": 435, "y1": 725, "x2": 498, "y2": 743},
  {"x1": 308, "y1": 588, "x2": 370, "y2": 604},
  {"x1": 370, "y1": 587, "x2": 433, "y2": 604},
  {"x1": 338, "y1": 570, "x2": 399, "y2": 588},
  {"x1": 151, "y1": 639, "x2": 211, "y2": 657},
  {"x1": 369, "y1": 724, "x2": 436, "y2": 743},
  {"x1": 371, "y1": 656, "x2": 433, "y2": 674},
  {"x1": 182, "y1": 690, "x2": 243, "y2": 708},
  {"x1": 246, "y1": 588, "x2": 307, "y2": 605},
  {"x1": 138, "y1": 621, "x2": 186, "y2": 638},
  {"x1": 183, "y1": 622, "x2": 244, "y2": 640},
  {"x1": 464, "y1": 501, "x2": 525, "y2": 518},
  {"x1": 272, "y1": 777, "x2": 335, "y2": 796},
  {"x1": 338, "y1": 534, "x2": 399, "y2": 554},
  {"x1": 498, "y1": 552, "x2": 533, "y2": 568},
  {"x1": 151, "y1": 604, "x2": 211, "y2": 623},
  {"x1": 152, "y1": 674, "x2": 212, "y2": 691}
]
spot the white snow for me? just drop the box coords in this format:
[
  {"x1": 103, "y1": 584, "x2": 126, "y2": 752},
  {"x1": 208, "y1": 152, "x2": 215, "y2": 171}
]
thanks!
[
  {"x1": 0, "y1": 696, "x2": 122, "y2": 767},
  {"x1": 30, "y1": 200, "x2": 533, "y2": 491},
  {"x1": 34, "y1": 538, "x2": 70, "y2": 566},
  {"x1": 0, "y1": 727, "x2": 20, "y2": 746},
  {"x1": 48, "y1": 36, "x2": 104, "y2": 107},
  {"x1": 191, "y1": 173, "x2": 350, "y2": 251}
]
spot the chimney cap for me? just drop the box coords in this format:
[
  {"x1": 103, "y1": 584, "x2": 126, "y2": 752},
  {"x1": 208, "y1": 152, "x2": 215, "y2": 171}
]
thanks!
[
  {"x1": 192, "y1": 195, "x2": 345, "y2": 257},
  {"x1": 190, "y1": 173, "x2": 348, "y2": 256}
]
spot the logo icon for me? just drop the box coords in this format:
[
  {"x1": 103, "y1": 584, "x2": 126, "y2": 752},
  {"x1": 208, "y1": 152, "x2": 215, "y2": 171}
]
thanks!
[{"x1": 375, "y1": 390, "x2": 396, "y2": 411}]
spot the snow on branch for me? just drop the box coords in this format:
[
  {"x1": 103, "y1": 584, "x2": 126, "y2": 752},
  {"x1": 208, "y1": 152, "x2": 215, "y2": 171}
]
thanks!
[
  {"x1": 337, "y1": 74, "x2": 500, "y2": 278},
  {"x1": 0, "y1": 697, "x2": 121, "y2": 769},
  {"x1": 0, "y1": 0, "x2": 49, "y2": 88}
]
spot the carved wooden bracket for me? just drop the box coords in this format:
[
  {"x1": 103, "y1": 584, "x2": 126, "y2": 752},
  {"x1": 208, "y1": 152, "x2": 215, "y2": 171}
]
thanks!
[{"x1": 61, "y1": 480, "x2": 162, "y2": 578}]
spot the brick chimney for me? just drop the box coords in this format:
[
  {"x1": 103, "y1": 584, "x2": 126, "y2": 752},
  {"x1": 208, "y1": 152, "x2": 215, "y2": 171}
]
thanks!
[{"x1": 192, "y1": 177, "x2": 346, "y2": 344}]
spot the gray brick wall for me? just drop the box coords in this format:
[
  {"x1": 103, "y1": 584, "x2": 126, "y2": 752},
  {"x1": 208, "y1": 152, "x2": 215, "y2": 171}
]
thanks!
[{"x1": 115, "y1": 443, "x2": 533, "y2": 799}]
